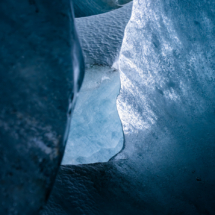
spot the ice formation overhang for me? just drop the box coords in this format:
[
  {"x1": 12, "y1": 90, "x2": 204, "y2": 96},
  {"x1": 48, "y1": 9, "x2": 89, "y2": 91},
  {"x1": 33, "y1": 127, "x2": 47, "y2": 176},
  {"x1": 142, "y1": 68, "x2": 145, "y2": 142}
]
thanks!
[
  {"x1": 41, "y1": 0, "x2": 215, "y2": 214},
  {"x1": 0, "y1": 0, "x2": 84, "y2": 214},
  {"x1": 72, "y1": 0, "x2": 132, "y2": 18}
]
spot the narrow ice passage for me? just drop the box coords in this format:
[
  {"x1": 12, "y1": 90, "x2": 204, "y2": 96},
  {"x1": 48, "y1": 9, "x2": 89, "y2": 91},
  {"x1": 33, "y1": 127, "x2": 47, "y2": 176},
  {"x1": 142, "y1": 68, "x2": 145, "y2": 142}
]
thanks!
[{"x1": 61, "y1": 3, "x2": 133, "y2": 165}]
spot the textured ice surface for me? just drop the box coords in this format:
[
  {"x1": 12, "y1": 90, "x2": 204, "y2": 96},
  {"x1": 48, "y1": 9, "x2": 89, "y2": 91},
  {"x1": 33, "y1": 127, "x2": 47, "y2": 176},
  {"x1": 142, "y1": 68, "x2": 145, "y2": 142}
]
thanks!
[
  {"x1": 62, "y1": 66, "x2": 123, "y2": 164},
  {"x1": 72, "y1": 0, "x2": 132, "y2": 18},
  {"x1": 76, "y1": 2, "x2": 133, "y2": 66},
  {"x1": 116, "y1": 0, "x2": 215, "y2": 159},
  {"x1": 42, "y1": 0, "x2": 215, "y2": 214}
]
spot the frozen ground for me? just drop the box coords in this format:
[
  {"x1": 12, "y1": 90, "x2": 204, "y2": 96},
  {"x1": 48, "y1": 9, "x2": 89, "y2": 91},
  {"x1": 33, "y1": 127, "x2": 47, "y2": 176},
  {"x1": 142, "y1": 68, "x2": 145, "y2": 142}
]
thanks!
[{"x1": 62, "y1": 66, "x2": 123, "y2": 165}]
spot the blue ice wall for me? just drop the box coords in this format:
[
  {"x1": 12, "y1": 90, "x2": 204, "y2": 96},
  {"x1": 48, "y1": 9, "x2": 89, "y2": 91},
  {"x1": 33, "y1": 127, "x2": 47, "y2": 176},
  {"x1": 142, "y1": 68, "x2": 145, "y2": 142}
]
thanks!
[
  {"x1": 62, "y1": 66, "x2": 123, "y2": 164},
  {"x1": 116, "y1": 0, "x2": 215, "y2": 160}
]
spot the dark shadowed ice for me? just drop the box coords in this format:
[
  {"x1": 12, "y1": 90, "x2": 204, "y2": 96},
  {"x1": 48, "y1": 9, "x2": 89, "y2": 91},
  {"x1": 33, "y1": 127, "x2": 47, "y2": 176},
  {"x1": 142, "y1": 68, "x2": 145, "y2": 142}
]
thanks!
[{"x1": 0, "y1": 0, "x2": 84, "y2": 214}]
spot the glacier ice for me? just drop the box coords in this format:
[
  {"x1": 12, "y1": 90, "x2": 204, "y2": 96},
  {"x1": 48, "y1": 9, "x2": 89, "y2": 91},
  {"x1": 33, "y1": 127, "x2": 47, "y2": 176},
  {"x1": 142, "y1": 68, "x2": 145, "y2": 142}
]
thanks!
[
  {"x1": 116, "y1": 0, "x2": 215, "y2": 160},
  {"x1": 76, "y1": 2, "x2": 133, "y2": 66},
  {"x1": 62, "y1": 66, "x2": 123, "y2": 165},
  {"x1": 41, "y1": 0, "x2": 215, "y2": 215},
  {"x1": 0, "y1": 0, "x2": 84, "y2": 214},
  {"x1": 72, "y1": 0, "x2": 132, "y2": 18}
]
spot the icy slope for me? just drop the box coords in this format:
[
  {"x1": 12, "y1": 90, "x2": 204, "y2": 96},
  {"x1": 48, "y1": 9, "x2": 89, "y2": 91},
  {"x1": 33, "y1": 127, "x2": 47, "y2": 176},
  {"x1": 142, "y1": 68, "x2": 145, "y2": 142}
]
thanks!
[
  {"x1": 41, "y1": 0, "x2": 215, "y2": 214},
  {"x1": 62, "y1": 66, "x2": 123, "y2": 165},
  {"x1": 76, "y1": 2, "x2": 133, "y2": 66}
]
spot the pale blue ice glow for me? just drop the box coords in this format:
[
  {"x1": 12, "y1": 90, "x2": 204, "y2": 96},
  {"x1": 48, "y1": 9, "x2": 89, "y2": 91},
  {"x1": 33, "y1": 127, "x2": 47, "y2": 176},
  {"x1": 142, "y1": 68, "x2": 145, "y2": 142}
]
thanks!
[{"x1": 62, "y1": 65, "x2": 123, "y2": 165}]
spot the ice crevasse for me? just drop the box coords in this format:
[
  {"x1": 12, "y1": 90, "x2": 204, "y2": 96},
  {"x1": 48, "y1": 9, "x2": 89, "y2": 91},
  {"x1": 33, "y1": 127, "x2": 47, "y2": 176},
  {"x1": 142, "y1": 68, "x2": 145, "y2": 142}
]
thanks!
[{"x1": 41, "y1": 0, "x2": 215, "y2": 214}]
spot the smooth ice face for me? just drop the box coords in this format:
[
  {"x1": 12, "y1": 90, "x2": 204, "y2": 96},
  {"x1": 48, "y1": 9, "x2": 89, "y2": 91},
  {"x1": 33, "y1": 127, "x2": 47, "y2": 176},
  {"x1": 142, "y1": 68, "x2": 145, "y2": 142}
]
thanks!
[
  {"x1": 0, "y1": 0, "x2": 84, "y2": 214},
  {"x1": 62, "y1": 66, "x2": 123, "y2": 165}
]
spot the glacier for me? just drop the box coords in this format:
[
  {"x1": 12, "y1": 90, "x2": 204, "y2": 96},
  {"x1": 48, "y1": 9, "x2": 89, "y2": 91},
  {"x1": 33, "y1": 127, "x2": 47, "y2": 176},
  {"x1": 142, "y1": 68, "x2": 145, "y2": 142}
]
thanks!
[
  {"x1": 41, "y1": 0, "x2": 215, "y2": 215},
  {"x1": 1, "y1": 0, "x2": 215, "y2": 214},
  {"x1": 62, "y1": 65, "x2": 123, "y2": 165}
]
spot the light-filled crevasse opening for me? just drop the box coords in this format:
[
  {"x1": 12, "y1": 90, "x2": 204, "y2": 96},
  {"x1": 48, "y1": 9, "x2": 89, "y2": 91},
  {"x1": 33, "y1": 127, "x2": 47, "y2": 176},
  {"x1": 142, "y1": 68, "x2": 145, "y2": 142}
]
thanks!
[
  {"x1": 62, "y1": 2, "x2": 133, "y2": 165},
  {"x1": 62, "y1": 65, "x2": 124, "y2": 165}
]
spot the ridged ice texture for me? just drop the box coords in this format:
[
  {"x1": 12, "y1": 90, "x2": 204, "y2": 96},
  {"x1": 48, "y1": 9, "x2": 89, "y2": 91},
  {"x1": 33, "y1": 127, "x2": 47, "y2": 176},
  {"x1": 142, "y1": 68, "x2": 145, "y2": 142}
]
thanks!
[
  {"x1": 41, "y1": 1, "x2": 215, "y2": 214},
  {"x1": 76, "y1": 2, "x2": 132, "y2": 66},
  {"x1": 62, "y1": 66, "x2": 123, "y2": 165}
]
